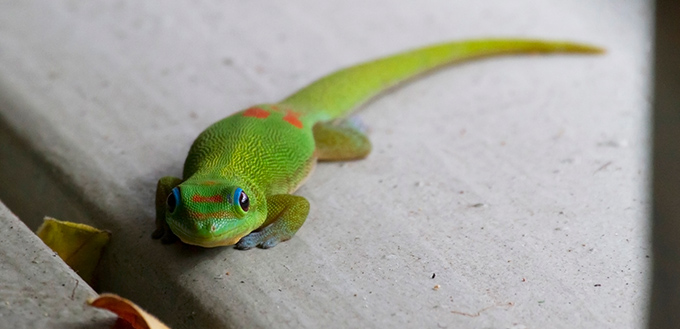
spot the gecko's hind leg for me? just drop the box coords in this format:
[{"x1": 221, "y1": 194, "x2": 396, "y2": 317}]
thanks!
[{"x1": 313, "y1": 119, "x2": 371, "y2": 161}]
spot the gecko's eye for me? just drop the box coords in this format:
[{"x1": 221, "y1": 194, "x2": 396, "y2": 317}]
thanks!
[
  {"x1": 234, "y1": 188, "x2": 249, "y2": 212},
  {"x1": 167, "y1": 187, "x2": 180, "y2": 213}
]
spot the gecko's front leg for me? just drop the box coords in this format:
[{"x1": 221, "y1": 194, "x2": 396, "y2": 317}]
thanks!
[
  {"x1": 235, "y1": 194, "x2": 310, "y2": 249},
  {"x1": 152, "y1": 176, "x2": 182, "y2": 244}
]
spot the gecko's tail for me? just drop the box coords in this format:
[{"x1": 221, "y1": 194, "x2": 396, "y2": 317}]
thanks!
[{"x1": 279, "y1": 38, "x2": 604, "y2": 121}]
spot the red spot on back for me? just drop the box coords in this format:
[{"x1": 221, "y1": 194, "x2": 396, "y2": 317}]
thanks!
[
  {"x1": 192, "y1": 195, "x2": 224, "y2": 203},
  {"x1": 243, "y1": 107, "x2": 270, "y2": 119},
  {"x1": 283, "y1": 110, "x2": 303, "y2": 129}
]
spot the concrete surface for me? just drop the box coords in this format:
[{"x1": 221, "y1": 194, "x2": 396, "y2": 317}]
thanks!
[
  {"x1": 0, "y1": 1, "x2": 651, "y2": 328},
  {"x1": 0, "y1": 201, "x2": 115, "y2": 328}
]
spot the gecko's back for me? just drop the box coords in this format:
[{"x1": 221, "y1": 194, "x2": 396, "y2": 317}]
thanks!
[{"x1": 183, "y1": 104, "x2": 317, "y2": 196}]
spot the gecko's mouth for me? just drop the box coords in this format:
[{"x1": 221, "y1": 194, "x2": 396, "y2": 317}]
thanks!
[
  {"x1": 177, "y1": 233, "x2": 246, "y2": 248},
  {"x1": 167, "y1": 219, "x2": 246, "y2": 248}
]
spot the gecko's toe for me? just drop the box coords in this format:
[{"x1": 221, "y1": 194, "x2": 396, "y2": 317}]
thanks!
[
  {"x1": 159, "y1": 230, "x2": 179, "y2": 244},
  {"x1": 260, "y1": 237, "x2": 281, "y2": 249},
  {"x1": 153, "y1": 219, "x2": 179, "y2": 244},
  {"x1": 346, "y1": 116, "x2": 370, "y2": 134},
  {"x1": 151, "y1": 228, "x2": 164, "y2": 239},
  {"x1": 235, "y1": 231, "x2": 283, "y2": 249},
  {"x1": 234, "y1": 242, "x2": 254, "y2": 250},
  {"x1": 235, "y1": 232, "x2": 261, "y2": 250}
]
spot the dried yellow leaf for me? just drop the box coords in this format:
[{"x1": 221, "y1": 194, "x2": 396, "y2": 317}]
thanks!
[{"x1": 36, "y1": 217, "x2": 110, "y2": 284}]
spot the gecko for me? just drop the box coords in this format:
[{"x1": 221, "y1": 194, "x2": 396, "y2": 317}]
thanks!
[{"x1": 152, "y1": 39, "x2": 603, "y2": 249}]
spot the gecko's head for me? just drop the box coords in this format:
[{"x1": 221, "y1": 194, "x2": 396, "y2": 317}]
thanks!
[{"x1": 164, "y1": 180, "x2": 265, "y2": 247}]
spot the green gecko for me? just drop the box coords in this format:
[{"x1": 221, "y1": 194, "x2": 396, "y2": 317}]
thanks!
[{"x1": 153, "y1": 38, "x2": 603, "y2": 249}]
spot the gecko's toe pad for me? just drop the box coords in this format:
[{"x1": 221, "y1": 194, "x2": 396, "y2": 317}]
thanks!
[{"x1": 235, "y1": 231, "x2": 283, "y2": 250}]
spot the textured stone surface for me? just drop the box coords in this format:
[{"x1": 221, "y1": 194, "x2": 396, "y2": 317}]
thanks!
[{"x1": 0, "y1": 1, "x2": 651, "y2": 328}]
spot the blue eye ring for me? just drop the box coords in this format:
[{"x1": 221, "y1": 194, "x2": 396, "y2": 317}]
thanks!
[
  {"x1": 167, "y1": 187, "x2": 180, "y2": 213},
  {"x1": 234, "y1": 188, "x2": 250, "y2": 212}
]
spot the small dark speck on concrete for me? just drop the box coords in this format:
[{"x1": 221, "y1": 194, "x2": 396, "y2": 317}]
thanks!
[
  {"x1": 594, "y1": 284, "x2": 602, "y2": 287},
  {"x1": 432, "y1": 273, "x2": 436, "y2": 279}
]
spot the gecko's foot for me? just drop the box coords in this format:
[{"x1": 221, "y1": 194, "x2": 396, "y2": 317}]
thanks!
[
  {"x1": 160, "y1": 231, "x2": 179, "y2": 244},
  {"x1": 346, "y1": 116, "x2": 369, "y2": 134},
  {"x1": 235, "y1": 231, "x2": 283, "y2": 250},
  {"x1": 151, "y1": 227, "x2": 179, "y2": 244},
  {"x1": 151, "y1": 228, "x2": 164, "y2": 239},
  {"x1": 235, "y1": 194, "x2": 307, "y2": 250}
]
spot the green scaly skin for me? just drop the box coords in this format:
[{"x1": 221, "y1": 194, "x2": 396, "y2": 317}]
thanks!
[{"x1": 152, "y1": 39, "x2": 603, "y2": 249}]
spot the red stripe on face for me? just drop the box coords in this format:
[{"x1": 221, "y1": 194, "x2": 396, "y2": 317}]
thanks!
[
  {"x1": 191, "y1": 195, "x2": 224, "y2": 203},
  {"x1": 243, "y1": 107, "x2": 271, "y2": 119},
  {"x1": 283, "y1": 110, "x2": 303, "y2": 129}
]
